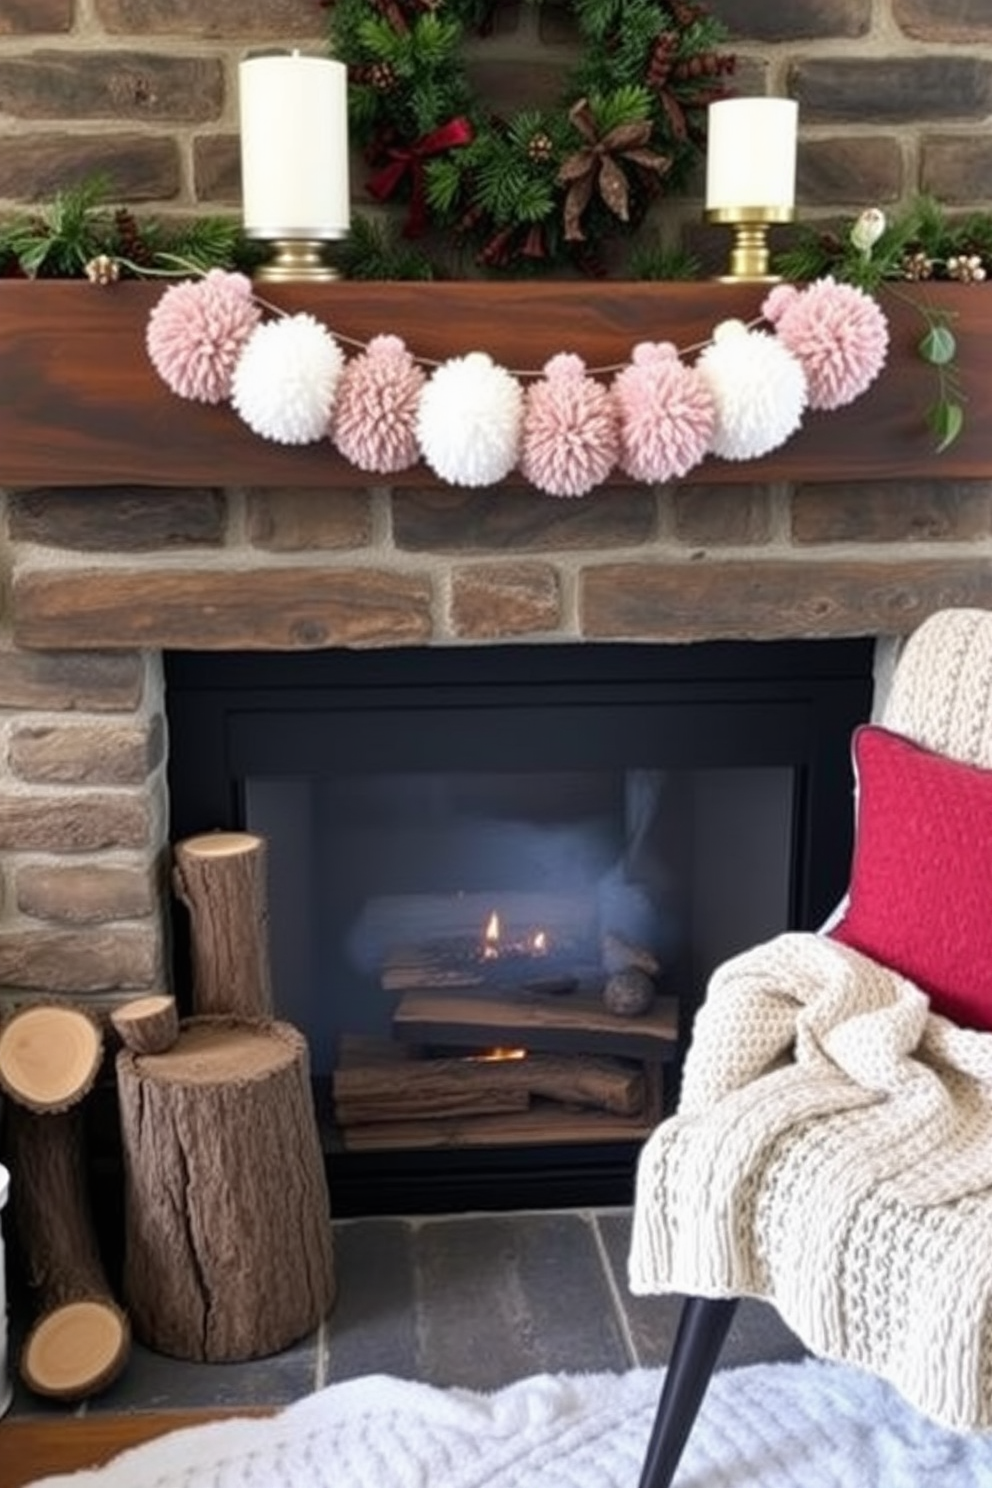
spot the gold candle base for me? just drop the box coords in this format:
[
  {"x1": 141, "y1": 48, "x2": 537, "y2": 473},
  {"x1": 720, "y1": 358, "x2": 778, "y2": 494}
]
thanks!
[
  {"x1": 705, "y1": 206, "x2": 796, "y2": 283},
  {"x1": 252, "y1": 238, "x2": 341, "y2": 283}
]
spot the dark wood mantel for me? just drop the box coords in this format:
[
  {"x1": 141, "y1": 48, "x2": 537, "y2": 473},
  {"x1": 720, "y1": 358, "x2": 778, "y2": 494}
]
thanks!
[{"x1": 0, "y1": 279, "x2": 989, "y2": 489}]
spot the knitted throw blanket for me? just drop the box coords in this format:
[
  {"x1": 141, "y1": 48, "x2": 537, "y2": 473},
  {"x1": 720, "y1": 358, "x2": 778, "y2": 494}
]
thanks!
[{"x1": 628, "y1": 931, "x2": 992, "y2": 1431}]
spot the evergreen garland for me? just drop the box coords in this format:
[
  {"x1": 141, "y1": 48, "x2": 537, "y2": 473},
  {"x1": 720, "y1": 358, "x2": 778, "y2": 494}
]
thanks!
[{"x1": 329, "y1": 0, "x2": 735, "y2": 274}]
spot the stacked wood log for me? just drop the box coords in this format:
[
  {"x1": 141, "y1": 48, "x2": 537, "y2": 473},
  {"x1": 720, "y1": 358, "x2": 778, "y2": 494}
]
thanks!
[
  {"x1": 112, "y1": 830, "x2": 335, "y2": 1362},
  {"x1": 172, "y1": 831, "x2": 273, "y2": 1018},
  {"x1": 0, "y1": 1005, "x2": 130, "y2": 1401}
]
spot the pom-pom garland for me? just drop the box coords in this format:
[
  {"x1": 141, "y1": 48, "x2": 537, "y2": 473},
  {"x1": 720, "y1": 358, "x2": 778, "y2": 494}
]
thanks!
[
  {"x1": 330, "y1": 334, "x2": 425, "y2": 474},
  {"x1": 613, "y1": 342, "x2": 716, "y2": 484},
  {"x1": 417, "y1": 352, "x2": 523, "y2": 487},
  {"x1": 761, "y1": 276, "x2": 889, "y2": 410},
  {"x1": 146, "y1": 272, "x2": 890, "y2": 493},
  {"x1": 520, "y1": 353, "x2": 619, "y2": 497},
  {"x1": 697, "y1": 319, "x2": 808, "y2": 461},
  {"x1": 231, "y1": 313, "x2": 345, "y2": 445},
  {"x1": 146, "y1": 269, "x2": 261, "y2": 405}
]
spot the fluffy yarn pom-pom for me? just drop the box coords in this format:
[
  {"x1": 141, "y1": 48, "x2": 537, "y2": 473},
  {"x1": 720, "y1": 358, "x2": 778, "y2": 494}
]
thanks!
[
  {"x1": 613, "y1": 342, "x2": 716, "y2": 483},
  {"x1": 331, "y1": 335, "x2": 426, "y2": 473},
  {"x1": 519, "y1": 353, "x2": 618, "y2": 497},
  {"x1": 762, "y1": 276, "x2": 889, "y2": 410},
  {"x1": 231, "y1": 313, "x2": 344, "y2": 445},
  {"x1": 146, "y1": 270, "x2": 261, "y2": 404},
  {"x1": 697, "y1": 319, "x2": 808, "y2": 460},
  {"x1": 416, "y1": 352, "x2": 523, "y2": 487}
]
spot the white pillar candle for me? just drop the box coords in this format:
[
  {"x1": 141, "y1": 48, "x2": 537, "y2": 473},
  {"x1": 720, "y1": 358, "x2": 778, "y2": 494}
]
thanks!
[
  {"x1": 705, "y1": 98, "x2": 798, "y2": 211},
  {"x1": 239, "y1": 52, "x2": 350, "y2": 238}
]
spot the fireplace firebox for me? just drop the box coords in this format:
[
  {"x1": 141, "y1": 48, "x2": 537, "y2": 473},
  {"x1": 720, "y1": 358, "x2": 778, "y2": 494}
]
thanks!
[{"x1": 165, "y1": 640, "x2": 874, "y2": 1215}]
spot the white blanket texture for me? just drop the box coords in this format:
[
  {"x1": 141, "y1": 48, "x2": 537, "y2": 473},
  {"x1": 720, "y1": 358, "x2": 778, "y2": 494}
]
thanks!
[
  {"x1": 629, "y1": 931, "x2": 992, "y2": 1430},
  {"x1": 21, "y1": 1359, "x2": 992, "y2": 1488}
]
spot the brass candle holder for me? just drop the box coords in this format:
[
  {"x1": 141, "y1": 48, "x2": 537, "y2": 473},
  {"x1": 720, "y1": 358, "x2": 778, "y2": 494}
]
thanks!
[
  {"x1": 705, "y1": 205, "x2": 796, "y2": 283},
  {"x1": 251, "y1": 236, "x2": 342, "y2": 283}
]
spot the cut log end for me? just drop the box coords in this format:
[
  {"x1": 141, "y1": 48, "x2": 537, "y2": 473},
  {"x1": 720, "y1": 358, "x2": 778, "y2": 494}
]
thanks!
[
  {"x1": 175, "y1": 830, "x2": 264, "y2": 861},
  {"x1": 20, "y1": 1299, "x2": 131, "y2": 1401},
  {"x1": 110, "y1": 995, "x2": 179, "y2": 1055},
  {"x1": 0, "y1": 1004, "x2": 103, "y2": 1112}
]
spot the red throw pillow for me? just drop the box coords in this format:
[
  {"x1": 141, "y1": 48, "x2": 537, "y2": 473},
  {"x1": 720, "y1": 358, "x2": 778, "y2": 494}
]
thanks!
[{"x1": 829, "y1": 723, "x2": 992, "y2": 1030}]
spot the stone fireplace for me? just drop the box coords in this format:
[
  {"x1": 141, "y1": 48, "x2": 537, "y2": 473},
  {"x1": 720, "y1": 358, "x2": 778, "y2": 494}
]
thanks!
[{"x1": 3, "y1": 279, "x2": 992, "y2": 1212}]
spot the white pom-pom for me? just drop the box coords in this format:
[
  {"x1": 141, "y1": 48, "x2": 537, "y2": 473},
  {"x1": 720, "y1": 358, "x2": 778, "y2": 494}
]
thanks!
[
  {"x1": 416, "y1": 352, "x2": 523, "y2": 486},
  {"x1": 696, "y1": 318, "x2": 808, "y2": 460},
  {"x1": 231, "y1": 313, "x2": 344, "y2": 444}
]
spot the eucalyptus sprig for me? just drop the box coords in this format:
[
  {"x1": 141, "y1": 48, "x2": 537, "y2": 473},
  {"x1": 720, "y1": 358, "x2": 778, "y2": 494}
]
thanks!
[{"x1": 914, "y1": 306, "x2": 965, "y2": 453}]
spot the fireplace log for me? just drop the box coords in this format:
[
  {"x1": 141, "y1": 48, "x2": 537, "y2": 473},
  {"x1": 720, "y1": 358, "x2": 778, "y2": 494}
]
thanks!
[
  {"x1": 109, "y1": 994, "x2": 179, "y2": 1054},
  {"x1": 333, "y1": 1051, "x2": 644, "y2": 1125},
  {"x1": 0, "y1": 1003, "x2": 103, "y2": 1113},
  {"x1": 172, "y1": 831, "x2": 273, "y2": 1019},
  {"x1": 116, "y1": 1015, "x2": 335, "y2": 1362},
  {"x1": 6, "y1": 1101, "x2": 131, "y2": 1400}
]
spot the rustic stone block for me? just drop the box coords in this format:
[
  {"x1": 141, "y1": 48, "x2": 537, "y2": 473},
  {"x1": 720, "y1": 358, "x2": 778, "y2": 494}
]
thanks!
[
  {"x1": 798, "y1": 136, "x2": 904, "y2": 206},
  {"x1": 893, "y1": 0, "x2": 992, "y2": 42},
  {"x1": 10, "y1": 718, "x2": 165, "y2": 786},
  {"x1": 672, "y1": 486, "x2": 774, "y2": 547},
  {"x1": 0, "y1": 650, "x2": 144, "y2": 711},
  {"x1": 393, "y1": 488, "x2": 657, "y2": 552},
  {"x1": 246, "y1": 489, "x2": 373, "y2": 552},
  {"x1": 709, "y1": 0, "x2": 870, "y2": 39},
  {"x1": 15, "y1": 864, "x2": 158, "y2": 924},
  {"x1": 0, "y1": 52, "x2": 224, "y2": 122},
  {"x1": 921, "y1": 136, "x2": 992, "y2": 205},
  {"x1": 450, "y1": 562, "x2": 561, "y2": 638},
  {"x1": 579, "y1": 558, "x2": 992, "y2": 641},
  {"x1": 93, "y1": 0, "x2": 324, "y2": 39},
  {"x1": 0, "y1": 0, "x2": 72, "y2": 34},
  {"x1": 790, "y1": 57, "x2": 992, "y2": 122},
  {"x1": 0, "y1": 927, "x2": 160, "y2": 993},
  {"x1": 193, "y1": 134, "x2": 241, "y2": 204},
  {"x1": 9, "y1": 489, "x2": 227, "y2": 550},
  {"x1": 0, "y1": 133, "x2": 179, "y2": 202},
  {"x1": 0, "y1": 795, "x2": 151, "y2": 852},
  {"x1": 792, "y1": 483, "x2": 992, "y2": 544},
  {"x1": 13, "y1": 567, "x2": 434, "y2": 650}
]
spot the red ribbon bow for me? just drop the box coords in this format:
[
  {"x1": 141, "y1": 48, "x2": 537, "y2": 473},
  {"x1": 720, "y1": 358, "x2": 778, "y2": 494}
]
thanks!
[{"x1": 367, "y1": 117, "x2": 474, "y2": 237}]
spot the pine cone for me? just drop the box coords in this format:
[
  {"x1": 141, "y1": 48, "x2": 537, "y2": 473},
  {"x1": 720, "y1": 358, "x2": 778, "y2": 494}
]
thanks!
[
  {"x1": 113, "y1": 207, "x2": 153, "y2": 268},
  {"x1": 902, "y1": 249, "x2": 934, "y2": 281},
  {"x1": 527, "y1": 131, "x2": 554, "y2": 164}
]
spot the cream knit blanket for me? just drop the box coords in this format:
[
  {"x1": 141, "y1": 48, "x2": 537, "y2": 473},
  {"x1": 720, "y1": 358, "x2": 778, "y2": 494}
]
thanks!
[{"x1": 628, "y1": 931, "x2": 992, "y2": 1431}]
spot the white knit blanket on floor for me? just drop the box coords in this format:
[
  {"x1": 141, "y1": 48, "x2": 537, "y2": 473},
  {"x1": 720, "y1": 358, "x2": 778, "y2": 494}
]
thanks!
[
  {"x1": 22, "y1": 1360, "x2": 992, "y2": 1488},
  {"x1": 628, "y1": 931, "x2": 992, "y2": 1431}
]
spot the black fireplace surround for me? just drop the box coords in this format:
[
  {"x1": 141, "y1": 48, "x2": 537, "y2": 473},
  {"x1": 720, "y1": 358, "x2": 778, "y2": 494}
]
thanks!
[{"x1": 165, "y1": 639, "x2": 874, "y2": 1216}]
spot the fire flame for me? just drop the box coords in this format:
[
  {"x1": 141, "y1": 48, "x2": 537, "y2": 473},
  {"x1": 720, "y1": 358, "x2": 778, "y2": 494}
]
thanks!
[
  {"x1": 467, "y1": 1047, "x2": 528, "y2": 1063},
  {"x1": 483, "y1": 910, "x2": 501, "y2": 959}
]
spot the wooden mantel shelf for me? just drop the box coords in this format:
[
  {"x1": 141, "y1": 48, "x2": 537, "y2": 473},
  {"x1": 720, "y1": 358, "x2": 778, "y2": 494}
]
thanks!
[{"x1": 0, "y1": 280, "x2": 989, "y2": 489}]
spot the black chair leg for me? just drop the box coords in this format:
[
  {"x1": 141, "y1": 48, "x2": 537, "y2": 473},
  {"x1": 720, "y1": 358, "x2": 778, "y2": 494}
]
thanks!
[{"x1": 636, "y1": 1295, "x2": 739, "y2": 1488}]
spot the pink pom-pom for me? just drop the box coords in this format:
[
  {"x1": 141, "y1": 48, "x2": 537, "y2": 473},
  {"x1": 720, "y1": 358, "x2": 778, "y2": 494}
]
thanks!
[
  {"x1": 613, "y1": 342, "x2": 716, "y2": 483},
  {"x1": 762, "y1": 275, "x2": 889, "y2": 410},
  {"x1": 330, "y1": 334, "x2": 427, "y2": 474},
  {"x1": 146, "y1": 270, "x2": 261, "y2": 404},
  {"x1": 519, "y1": 352, "x2": 619, "y2": 497}
]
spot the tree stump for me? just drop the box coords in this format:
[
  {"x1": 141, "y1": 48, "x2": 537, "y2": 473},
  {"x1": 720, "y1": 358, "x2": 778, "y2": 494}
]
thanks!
[
  {"x1": 172, "y1": 831, "x2": 273, "y2": 1019},
  {"x1": 6, "y1": 1102, "x2": 130, "y2": 1400},
  {"x1": 116, "y1": 1016, "x2": 335, "y2": 1362}
]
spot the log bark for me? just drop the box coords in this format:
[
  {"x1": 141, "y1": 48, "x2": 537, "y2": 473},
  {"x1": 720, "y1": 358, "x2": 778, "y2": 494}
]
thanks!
[
  {"x1": 172, "y1": 831, "x2": 273, "y2": 1019},
  {"x1": 116, "y1": 1016, "x2": 335, "y2": 1362},
  {"x1": 0, "y1": 1004, "x2": 102, "y2": 1113},
  {"x1": 110, "y1": 994, "x2": 179, "y2": 1054},
  {"x1": 6, "y1": 1103, "x2": 130, "y2": 1400}
]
